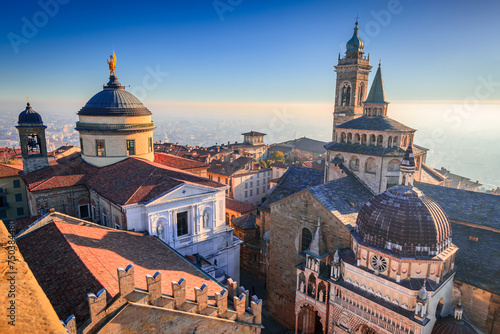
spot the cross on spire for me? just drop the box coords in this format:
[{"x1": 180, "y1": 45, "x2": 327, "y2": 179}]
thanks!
[{"x1": 355, "y1": 14, "x2": 359, "y2": 24}]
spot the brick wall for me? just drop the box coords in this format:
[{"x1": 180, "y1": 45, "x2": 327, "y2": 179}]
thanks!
[
  {"x1": 29, "y1": 186, "x2": 90, "y2": 218},
  {"x1": 266, "y1": 190, "x2": 352, "y2": 329}
]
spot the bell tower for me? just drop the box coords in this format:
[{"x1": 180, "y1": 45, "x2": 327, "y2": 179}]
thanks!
[
  {"x1": 332, "y1": 19, "x2": 372, "y2": 140},
  {"x1": 16, "y1": 101, "x2": 49, "y2": 174}
]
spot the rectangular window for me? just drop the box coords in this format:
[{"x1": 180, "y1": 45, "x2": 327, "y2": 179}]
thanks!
[
  {"x1": 245, "y1": 183, "x2": 248, "y2": 189},
  {"x1": 15, "y1": 193, "x2": 22, "y2": 202},
  {"x1": 218, "y1": 176, "x2": 221, "y2": 183},
  {"x1": 263, "y1": 186, "x2": 265, "y2": 193},
  {"x1": 257, "y1": 180, "x2": 260, "y2": 186},
  {"x1": 126, "y1": 140, "x2": 135, "y2": 156},
  {"x1": 250, "y1": 189, "x2": 253, "y2": 196},
  {"x1": 79, "y1": 204, "x2": 90, "y2": 219},
  {"x1": 250, "y1": 181, "x2": 253, "y2": 188},
  {"x1": 17, "y1": 207, "x2": 24, "y2": 216},
  {"x1": 177, "y1": 211, "x2": 189, "y2": 237},
  {"x1": 256, "y1": 188, "x2": 260, "y2": 195},
  {"x1": 245, "y1": 191, "x2": 248, "y2": 198},
  {"x1": 148, "y1": 137, "x2": 153, "y2": 152},
  {"x1": 225, "y1": 178, "x2": 228, "y2": 185},
  {"x1": 13, "y1": 180, "x2": 21, "y2": 188},
  {"x1": 102, "y1": 214, "x2": 108, "y2": 226},
  {"x1": 96, "y1": 140, "x2": 106, "y2": 156}
]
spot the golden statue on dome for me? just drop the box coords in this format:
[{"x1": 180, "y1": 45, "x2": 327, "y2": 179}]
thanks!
[{"x1": 107, "y1": 51, "x2": 117, "y2": 76}]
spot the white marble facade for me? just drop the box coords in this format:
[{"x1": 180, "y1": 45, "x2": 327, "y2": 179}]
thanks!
[{"x1": 124, "y1": 183, "x2": 241, "y2": 282}]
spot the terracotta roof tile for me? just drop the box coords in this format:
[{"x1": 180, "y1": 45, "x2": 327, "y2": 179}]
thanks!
[
  {"x1": 225, "y1": 198, "x2": 257, "y2": 213},
  {"x1": 0, "y1": 164, "x2": 22, "y2": 178},
  {"x1": 154, "y1": 152, "x2": 209, "y2": 170},
  {"x1": 17, "y1": 220, "x2": 224, "y2": 327}
]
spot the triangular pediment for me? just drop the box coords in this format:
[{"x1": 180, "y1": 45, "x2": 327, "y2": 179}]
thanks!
[{"x1": 148, "y1": 184, "x2": 218, "y2": 204}]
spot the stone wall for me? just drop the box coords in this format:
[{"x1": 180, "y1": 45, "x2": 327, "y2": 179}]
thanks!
[
  {"x1": 266, "y1": 190, "x2": 352, "y2": 329},
  {"x1": 29, "y1": 185, "x2": 90, "y2": 218},
  {"x1": 454, "y1": 281, "x2": 500, "y2": 333}
]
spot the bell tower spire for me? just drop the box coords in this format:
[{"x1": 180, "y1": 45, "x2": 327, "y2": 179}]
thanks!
[
  {"x1": 362, "y1": 62, "x2": 389, "y2": 117},
  {"x1": 332, "y1": 19, "x2": 372, "y2": 141},
  {"x1": 399, "y1": 141, "x2": 416, "y2": 186}
]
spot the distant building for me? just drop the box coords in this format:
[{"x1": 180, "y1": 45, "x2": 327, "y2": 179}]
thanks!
[
  {"x1": 14, "y1": 211, "x2": 262, "y2": 333},
  {"x1": 208, "y1": 157, "x2": 272, "y2": 206},
  {"x1": 154, "y1": 152, "x2": 210, "y2": 177},
  {"x1": 0, "y1": 164, "x2": 28, "y2": 222},
  {"x1": 228, "y1": 131, "x2": 268, "y2": 161},
  {"x1": 225, "y1": 197, "x2": 258, "y2": 225},
  {"x1": 437, "y1": 167, "x2": 482, "y2": 191}
]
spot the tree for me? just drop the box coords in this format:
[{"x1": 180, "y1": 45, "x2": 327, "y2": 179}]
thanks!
[
  {"x1": 270, "y1": 151, "x2": 285, "y2": 161},
  {"x1": 259, "y1": 160, "x2": 268, "y2": 168}
]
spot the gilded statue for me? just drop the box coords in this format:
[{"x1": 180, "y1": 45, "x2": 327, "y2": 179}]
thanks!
[{"x1": 107, "y1": 51, "x2": 117, "y2": 76}]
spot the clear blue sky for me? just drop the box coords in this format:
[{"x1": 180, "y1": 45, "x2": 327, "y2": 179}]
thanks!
[{"x1": 1, "y1": 0, "x2": 499, "y2": 104}]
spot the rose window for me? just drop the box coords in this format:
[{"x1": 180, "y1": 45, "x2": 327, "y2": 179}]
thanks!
[{"x1": 371, "y1": 255, "x2": 387, "y2": 272}]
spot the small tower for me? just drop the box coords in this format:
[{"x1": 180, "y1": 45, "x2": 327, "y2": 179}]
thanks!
[
  {"x1": 399, "y1": 141, "x2": 416, "y2": 186},
  {"x1": 305, "y1": 218, "x2": 330, "y2": 273},
  {"x1": 414, "y1": 280, "x2": 429, "y2": 320},
  {"x1": 16, "y1": 101, "x2": 49, "y2": 174},
  {"x1": 330, "y1": 249, "x2": 341, "y2": 281},
  {"x1": 362, "y1": 62, "x2": 389, "y2": 117},
  {"x1": 332, "y1": 19, "x2": 372, "y2": 140}
]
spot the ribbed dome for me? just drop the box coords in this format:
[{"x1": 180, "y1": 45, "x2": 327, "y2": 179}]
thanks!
[
  {"x1": 432, "y1": 316, "x2": 477, "y2": 334},
  {"x1": 356, "y1": 185, "x2": 452, "y2": 256},
  {"x1": 78, "y1": 75, "x2": 151, "y2": 116},
  {"x1": 18, "y1": 102, "x2": 43, "y2": 125},
  {"x1": 346, "y1": 20, "x2": 364, "y2": 53}
]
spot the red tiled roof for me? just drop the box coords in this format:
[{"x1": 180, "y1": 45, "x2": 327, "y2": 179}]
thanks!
[
  {"x1": 21, "y1": 153, "x2": 225, "y2": 205},
  {"x1": 17, "y1": 220, "x2": 224, "y2": 327},
  {"x1": 12, "y1": 215, "x2": 42, "y2": 234},
  {"x1": 154, "y1": 152, "x2": 209, "y2": 170},
  {"x1": 0, "y1": 147, "x2": 20, "y2": 160},
  {"x1": 0, "y1": 163, "x2": 22, "y2": 178},
  {"x1": 225, "y1": 198, "x2": 258, "y2": 214}
]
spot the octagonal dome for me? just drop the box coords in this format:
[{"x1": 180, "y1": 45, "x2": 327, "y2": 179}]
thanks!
[
  {"x1": 78, "y1": 75, "x2": 151, "y2": 117},
  {"x1": 356, "y1": 185, "x2": 452, "y2": 256}
]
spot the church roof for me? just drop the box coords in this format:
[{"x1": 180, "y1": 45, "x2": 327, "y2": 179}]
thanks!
[
  {"x1": 231, "y1": 214, "x2": 259, "y2": 230},
  {"x1": 324, "y1": 142, "x2": 406, "y2": 157},
  {"x1": 242, "y1": 131, "x2": 266, "y2": 136},
  {"x1": 346, "y1": 20, "x2": 364, "y2": 54},
  {"x1": 16, "y1": 215, "x2": 224, "y2": 327},
  {"x1": 260, "y1": 166, "x2": 324, "y2": 212},
  {"x1": 414, "y1": 182, "x2": 500, "y2": 230},
  {"x1": 17, "y1": 102, "x2": 44, "y2": 125},
  {"x1": 78, "y1": 75, "x2": 152, "y2": 117},
  {"x1": 432, "y1": 315, "x2": 478, "y2": 334},
  {"x1": 335, "y1": 116, "x2": 415, "y2": 132},
  {"x1": 364, "y1": 64, "x2": 388, "y2": 103},
  {"x1": 281, "y1": 137, "x2": 328, "y2": 154},
  {"x1": 21, "y1": 153, "x2": 225, "y2": 206}
]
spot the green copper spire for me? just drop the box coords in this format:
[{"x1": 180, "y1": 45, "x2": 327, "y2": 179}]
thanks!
[
  {"x1": 364, "y1": 63, "x2": 387, "y2": 103},
  {"x1": 346, "y1": 19, "x2": 364, "y2": 54}
]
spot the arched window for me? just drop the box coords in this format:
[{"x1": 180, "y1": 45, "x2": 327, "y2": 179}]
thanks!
[
  {"x1": 298, "y1": 272, "x2": 306, "y2": 291},
  {"x1": 403, "y1": 136, "x2": 407, "y2": 147},
  {"x1": 301, "y1": 228, "x2": 312, "y2": 252},
  {"x1": 369, "y1": 134, "x2": 376, "y2": 146},
  {"x1": 361, "y1": 134, "x2": 367, "y2": 145},
  {"x1": 307, "y1": 273, "x2": 316, "y2": 297},
  {"x1": 27, "y1": 133, "x2": 41, "y2": 155},
  {"x1": 388, "y1": 136, "x2": 393, "y2": 147},
  {"x1": 358, "y1": 84, "x2": 364, "y2": 106},
  {"x1": 349, "y1": 156, "x2": 360, "y2": 171},
  {"x1": 393, "y1": 136, "x2": 398, "y2": 148},
  {"x1": 318, "y1": 281, "x2": 327, "y2": 302},
  {"x1": 388, "y1": 159, "x2": 401, "y2": 171},
  {"x1": 354, "y1": 133, "x2": 360, "y2": 144},
  {"x1": 377, "y1": 135, "x2": 383, "y2": 147},
  {"x1": 365, "y1": 158, "x2": 376, "y2": 174},
  {"x1": 341, "y1": 132, "x2": 347, "y2": 143},
  {"x1": 225, "y1": 212, "x2": 230, "y2": 225},
  {"x1": 231, "y1": 215, "x2": 235, "y2": 221},
  {"x1": 341, "y1": 83, "x2": 351, "y2": 106},
  {"x1": 347, "y1": 133, "x2": 353, "y2": 143}
]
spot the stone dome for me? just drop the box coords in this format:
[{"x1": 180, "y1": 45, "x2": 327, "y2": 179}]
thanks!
[
  {"x1": 346, "y1": 20, "x2": 364, "y2": 53},
  {"x1": 356, "y1": 185, "x2": 452, "y2": 256},
  {"x1": 78, "y1": 75, "x2": 152, "y2": 116},
  {"x1": 432, "y1": 316, "x2": 477, "y2": 334},
  {"x1": 18, "y1": 102, "x2": 43, "y2": 125}
]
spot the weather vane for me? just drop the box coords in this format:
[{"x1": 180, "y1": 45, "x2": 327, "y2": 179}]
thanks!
[
  {"x1": 107, "y1": 51, "x2": 117, "y2": 76},
  {"x1": 27, "y1": 96, "x2": 30, "y2": 104}
]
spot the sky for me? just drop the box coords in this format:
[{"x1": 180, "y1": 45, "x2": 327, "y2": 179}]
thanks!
[
  {"x1": 0, "y1": 0, "x2": 499, "y2": 187},
  {"x1": 0, "y1": 0, "x2": 500, "y2": 105}
]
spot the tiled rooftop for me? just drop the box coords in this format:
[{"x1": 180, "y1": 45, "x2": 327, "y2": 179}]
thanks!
[
  {"x1": 208, "y1": 156, "x2": 255, "y2": 176},
  {"x1": 231, "y1": 214, "x2": 259, "y2": 230},
  {"x1": 415, "y1": 182, "x2": 500, "y2": 229},
  {"x1": 0, "y1": 163, "x2": 22, "y2": 178},
  {"x1": 225, "y1": 198, "x2": 257, "y2": 213},
  {"x1": 16, "y1": 218, "x2": 224, "y2": 327},
  {"x1": 154, "y1": 152, "x2": 209, "y2": 170},
  {"x1": 21, "y1": 154, "x2": 224, "y2": 206},
  {"x1": 261, "y1": 166, "x2": 324, "y2": 212},
  {"x1": 336, "y1": 116, "x2": 415, "y2": 132}
]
